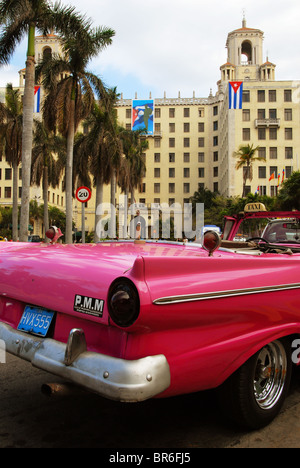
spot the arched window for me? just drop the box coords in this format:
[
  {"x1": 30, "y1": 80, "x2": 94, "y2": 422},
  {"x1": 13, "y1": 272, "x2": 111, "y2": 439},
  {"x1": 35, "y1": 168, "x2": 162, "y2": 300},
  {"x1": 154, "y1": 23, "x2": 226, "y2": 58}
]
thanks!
[
  {"x1": 43, "y1": 47, "x2": 52, "y2": 60},
  {"x1": 241, "y1": 40, "x2": 252, "y2": 64}
]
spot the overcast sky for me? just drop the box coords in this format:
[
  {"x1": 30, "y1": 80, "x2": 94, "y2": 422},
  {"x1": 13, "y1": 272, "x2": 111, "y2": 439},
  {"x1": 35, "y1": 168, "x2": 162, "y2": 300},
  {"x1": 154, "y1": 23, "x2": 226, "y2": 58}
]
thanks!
[{"x1": 0, "y1": 0, "x2": 299, "y2": 99}]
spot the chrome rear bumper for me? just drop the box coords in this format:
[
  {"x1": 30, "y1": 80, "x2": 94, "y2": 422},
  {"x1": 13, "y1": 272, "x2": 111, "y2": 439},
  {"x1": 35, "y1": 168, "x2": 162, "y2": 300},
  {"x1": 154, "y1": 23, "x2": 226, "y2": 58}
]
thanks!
[{"x1": 0, "y1": 322, "x2": 171, "y2": 402}]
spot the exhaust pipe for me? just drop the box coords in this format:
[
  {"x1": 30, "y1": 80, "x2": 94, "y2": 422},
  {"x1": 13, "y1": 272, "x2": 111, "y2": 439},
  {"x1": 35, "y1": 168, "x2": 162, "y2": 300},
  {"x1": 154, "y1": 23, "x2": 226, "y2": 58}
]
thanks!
[{"x1": 41, "y1": 382, "x2": 84, "y2": 397}]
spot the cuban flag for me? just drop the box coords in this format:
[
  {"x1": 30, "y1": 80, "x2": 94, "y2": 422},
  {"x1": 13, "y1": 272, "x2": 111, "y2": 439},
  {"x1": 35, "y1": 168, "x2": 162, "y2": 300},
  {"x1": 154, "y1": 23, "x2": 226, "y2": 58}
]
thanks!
[
  {"x1": 34, "y1": 86, "x2": 41, "y2": 113},
  {"x1": 228, "y1": 81, "x2": 243, "y2": 109}
]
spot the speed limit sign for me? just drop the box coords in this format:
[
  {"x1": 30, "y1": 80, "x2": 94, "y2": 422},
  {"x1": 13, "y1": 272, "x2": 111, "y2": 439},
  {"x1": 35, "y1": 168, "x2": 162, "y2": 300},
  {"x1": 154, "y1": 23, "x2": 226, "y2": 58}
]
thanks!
[{"x1": 76, "y1": 186, "x2": 92, "y2": 203}]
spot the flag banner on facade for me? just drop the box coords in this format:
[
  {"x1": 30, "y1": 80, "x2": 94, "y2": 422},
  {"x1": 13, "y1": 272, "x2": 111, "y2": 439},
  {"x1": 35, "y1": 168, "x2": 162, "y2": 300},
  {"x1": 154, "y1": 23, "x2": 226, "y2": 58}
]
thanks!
[
  {"x1": 282, "y1": 169, "x2": 285, "y2": 184},
  {"x1": 269, "y1": 172, "x2": 275, "y2": 182},
  {"x1": 228, "y1": 81, "x2": 243, "y2": 109},
  {"x1": 132, "y1": 100, "x2": 154, "y2": 134},
  {"x1": 34, "y1": 86, "x2": 41, "y2": 113}
]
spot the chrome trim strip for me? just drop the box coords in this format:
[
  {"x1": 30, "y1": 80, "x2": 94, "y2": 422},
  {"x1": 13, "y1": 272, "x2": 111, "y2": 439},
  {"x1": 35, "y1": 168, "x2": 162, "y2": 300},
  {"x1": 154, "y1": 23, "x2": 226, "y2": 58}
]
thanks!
[{"x1": 153, "y1": 283, "x2": 300, "y2": 305}]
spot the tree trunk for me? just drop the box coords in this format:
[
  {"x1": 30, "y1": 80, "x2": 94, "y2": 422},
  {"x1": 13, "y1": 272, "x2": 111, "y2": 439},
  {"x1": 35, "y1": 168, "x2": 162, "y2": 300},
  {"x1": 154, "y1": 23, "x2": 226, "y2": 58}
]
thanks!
[
  {"x1": 19, "y1": 34, "x2": 35, "y2": 241},
  {"x1": 65, "y1": 99, "x2": 75, "y2": 244},
  {"x1": 94, "y1": 177, "x2": 103, "y2": 242},
  {"x1": 12, "y1": 160, "x2": 18, "y2": 241},
  {"x1": 43, "y1": 166, "x2": 49, "y2": 241},
  {"x1": 110, "y1": 171, "x2": 116, "y2": 238}
]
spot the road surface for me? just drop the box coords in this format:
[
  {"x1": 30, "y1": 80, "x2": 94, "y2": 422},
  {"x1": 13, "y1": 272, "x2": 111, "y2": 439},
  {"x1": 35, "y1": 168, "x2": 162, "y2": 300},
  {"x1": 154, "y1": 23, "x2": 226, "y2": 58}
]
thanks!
[{"x1": 1, "y1": 353, "x2": 300, "y2": 448}]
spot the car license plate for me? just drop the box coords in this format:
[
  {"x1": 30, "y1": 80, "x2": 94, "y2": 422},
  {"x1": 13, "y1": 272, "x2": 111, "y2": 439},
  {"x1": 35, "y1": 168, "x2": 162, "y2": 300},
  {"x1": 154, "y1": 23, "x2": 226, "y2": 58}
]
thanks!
[{"x1": 17, "y1": 306, "x2": 55, "y2": 337}]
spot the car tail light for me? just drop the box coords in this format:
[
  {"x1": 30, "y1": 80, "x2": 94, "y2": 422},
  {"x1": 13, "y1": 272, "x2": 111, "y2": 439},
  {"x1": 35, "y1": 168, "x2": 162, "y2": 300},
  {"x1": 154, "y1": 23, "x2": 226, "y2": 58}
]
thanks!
[{"x1": 108, "y1": 279, "x2": 140, "y2": 327}]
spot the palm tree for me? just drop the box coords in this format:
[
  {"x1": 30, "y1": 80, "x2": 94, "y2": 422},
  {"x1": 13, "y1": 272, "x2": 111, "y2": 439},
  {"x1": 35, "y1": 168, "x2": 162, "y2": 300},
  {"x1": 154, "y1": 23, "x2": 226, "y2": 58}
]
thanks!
[
  {"x1": 0, "y1": 83, "x2": 23, "y2": 240},
  {"x1": 31, "y1": 119, "x2": 65, "y2": 237},
  {"x1": 234, "y1": 144, "x2": 264, "y2": 197},
  {"x1": 0, "y1": 0, "x2": 95, "y2": 241},
  {"x1": 118, "y1": 127, "x2": 148, "y2": 205},
  {"x1": 36, "y1": 26, "x2": 115, "y2": 243},
  {"x1": 75, "y1": 96, "x2": 122, "y2": 242}
]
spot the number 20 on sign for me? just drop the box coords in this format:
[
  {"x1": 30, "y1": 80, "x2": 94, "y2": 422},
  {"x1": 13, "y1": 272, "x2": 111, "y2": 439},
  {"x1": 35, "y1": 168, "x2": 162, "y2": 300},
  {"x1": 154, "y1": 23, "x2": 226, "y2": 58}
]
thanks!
[{"x1": 76, "y1": 186, "x2": 92, "y2": 203}]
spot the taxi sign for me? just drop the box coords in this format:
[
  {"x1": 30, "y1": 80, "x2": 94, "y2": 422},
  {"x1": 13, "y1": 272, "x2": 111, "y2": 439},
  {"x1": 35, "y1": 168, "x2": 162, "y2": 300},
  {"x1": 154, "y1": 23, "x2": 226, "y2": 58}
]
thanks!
[
  {"x1": 76, "y1": 186, "x2": 92, "y2": 203},
  {"x1": 244, "y1": 202, "x2": 267, "y2": 213}
]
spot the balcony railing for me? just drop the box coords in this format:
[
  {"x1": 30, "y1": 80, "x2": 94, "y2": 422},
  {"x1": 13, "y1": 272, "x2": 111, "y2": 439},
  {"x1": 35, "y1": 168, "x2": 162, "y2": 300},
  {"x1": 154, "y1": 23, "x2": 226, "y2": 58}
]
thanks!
[{"x1": 255, "y1": 118, "x2": 280, "y2": 128}]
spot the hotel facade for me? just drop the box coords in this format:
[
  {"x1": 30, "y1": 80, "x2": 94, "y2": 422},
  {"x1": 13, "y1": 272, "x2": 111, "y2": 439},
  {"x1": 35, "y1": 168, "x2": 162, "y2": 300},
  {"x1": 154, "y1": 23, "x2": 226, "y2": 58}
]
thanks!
[{"x1": 0, "y1": 19, "x2": 299, "y2": 237}]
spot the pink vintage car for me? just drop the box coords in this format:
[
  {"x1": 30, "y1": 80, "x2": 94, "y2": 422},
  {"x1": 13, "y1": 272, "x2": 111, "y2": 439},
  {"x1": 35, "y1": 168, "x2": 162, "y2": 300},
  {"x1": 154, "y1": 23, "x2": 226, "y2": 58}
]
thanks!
[{"x1": 1, "y1": 203, "x2": 300, "y2": 430}]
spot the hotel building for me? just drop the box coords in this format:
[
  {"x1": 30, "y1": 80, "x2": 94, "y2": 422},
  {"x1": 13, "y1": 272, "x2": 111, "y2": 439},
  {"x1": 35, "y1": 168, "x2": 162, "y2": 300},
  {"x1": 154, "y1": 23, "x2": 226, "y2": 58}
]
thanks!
[{"x1": 0, "y1": 19, "x2": 299, "y2": 237}]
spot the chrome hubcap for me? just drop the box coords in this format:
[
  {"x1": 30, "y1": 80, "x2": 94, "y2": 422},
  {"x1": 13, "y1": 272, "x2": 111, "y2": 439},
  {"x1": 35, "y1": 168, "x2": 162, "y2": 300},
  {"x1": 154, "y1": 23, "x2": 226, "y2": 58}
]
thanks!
[{"x1": 254, "y1": 341, "x2": 287, "y2": 410}]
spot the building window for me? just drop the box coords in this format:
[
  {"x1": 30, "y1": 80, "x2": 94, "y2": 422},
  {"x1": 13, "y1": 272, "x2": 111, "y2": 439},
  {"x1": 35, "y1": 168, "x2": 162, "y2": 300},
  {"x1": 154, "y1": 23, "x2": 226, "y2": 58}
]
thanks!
[
  {"x1": 183, "y1": 168, "x2": 190, "y2": 178},
  {"x1": 155, "y1": 108, "x2": 161, "y2": 118},
  {"x1": 198, "y1": 153, "x2": 205, "y2": 163},
  {"x1": 243, "y1": 109, "x2": 250, "y2": 121},
  {"x1": 258, "y1": 166, "x2": 266, "y2": 178},
  {"x1": 259, "y1": 186, "x2": 267, "y2": 196},
  {"x1": 258, "y1": 147, "x2": 266, "y2": 158},
  {"x1": 257, "y1": 90, "x2": 265, "y2": 102},
  {"x1": 169, "y1": 122, "x2": 175, "y2": 133},
  {"x1": 198, "y1": 122, "x2": 204, "y2": 132},
  {"x1": 213, "y1": 121, "x2": 218, "y2": 131},
  {"x1": 198, "y1": 137, "x2": 204, "y2": 147},
  {"x1": 154, "y1": 168, "x2": 160, "y2": 178},
  {"x1": 213, "y1": 106, "x2": 218, "y2": 115},
  {"x1": 183, "y1": 153, "x2": 190, "y2": 162},
  {"x1": 4, "y1": 187, "x2": 11, "y2": 198},
  {"x1": 169, "y1": 153, "x2": 175, "y2": 163},
  {"x1": 269, "y1": 147, "x2": 277, "y2": 159},
  {"x1": 5, "y1": 168, "x2": 12, "y2": 180},
  {"x1": 198, "y1": 107, "x2": 204, "y2": 117},
  {"x1": 154, "y1": 183, "x2": 160, "y2": 193},
  {"x1": 285, "y1": 147, "x2": 293, "y2": 159},
  {"x1": 269, "y1": 109, "x2": 277, "y2": 119},
  {"x1": 285, "y1": 166, "x2": 292, "y2": 178},
  {"x1": 183, "y1": 122, "x2": 190, "y2": 132},
  {"x1": 154, "y1": 153, "x2": 160, "y2": 163},
  {"x1": 126, "y1": 108, "x2": 131, "y2": 119},
  {"x1": 269, "y1": 90, "x2": 276, "y2": 102},
  {"x1": 213, "y1": 151, "x2": 218, "y2": 161},
  {"x1": 270, "y1": 166, "x2": 278, "y2": 178},
  {"x1": 169, "y1": 138, "x2": 175, "y2": 148},
  {"x1": 285, "y1": 128, "x2": 293, "y2": 140},
  {"x1": 213, "y1": 136, "x2": 218, "y2": 146},
  {"x1": 198, "y1": 168, "x2": 205, "y2": 178},
  {"x1": 269, "y1": 128, "x2": 277, "y2": 140},
  {"x1": 258, "y1": 128, "x2": 266, "y2": 140},
  {"x1": 183, "y1": 108, "x2": 190, "y2": 118},
  {"x1": 257, "y1": 109, "x2": 265, "y2": 119},
  {"x1": 284, "y1": 109, "x2": 293, "y2": 121},
  {"x1": 243, "y1": 90, "x2": 250, "y2": 102},
  {"x1": 213, "y1": 167, "x2": 218, "y2": 177},
  {"x1": 243, "y1": 128, "x2": 250, "y2": 140},
  {"x1": 183, "y1": 138, "x2": 190, "y2": 147},
  {"x1": 169, "y1": 168, "x2": 175, "y2": 178},
  {"x1": 169, "y1": 183, "x2": 175, "y2": 193},
  {"x1": 183, "y1": 183, "x2": 190, "y2": 193},
  {"x1": 169, "y1": 108, "x2": 175, "y2": 118},
  {"x1": 154, "y1": 138, "x2": 161, "y2": 148},
  {"x1": 284, "y1": 90, "x2": 292, "y2": 102}
]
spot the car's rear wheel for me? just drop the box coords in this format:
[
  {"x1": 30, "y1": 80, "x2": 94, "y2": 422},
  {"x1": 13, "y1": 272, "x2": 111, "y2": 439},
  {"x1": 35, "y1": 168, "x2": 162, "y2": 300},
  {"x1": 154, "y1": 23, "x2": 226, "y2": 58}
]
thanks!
[{"x1": 218, "y1": 338, "x2": 292, "y2": 429}]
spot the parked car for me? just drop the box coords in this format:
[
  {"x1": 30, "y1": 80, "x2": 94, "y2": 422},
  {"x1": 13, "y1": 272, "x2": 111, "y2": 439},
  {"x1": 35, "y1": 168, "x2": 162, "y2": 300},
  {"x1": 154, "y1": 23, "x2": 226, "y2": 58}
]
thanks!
[
  {"x1": 28, "y1": 235, "x2": 41, "y2": 243},
  {"x1": 1, "y1": 207, "x2": 300, "y2": 430}
]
